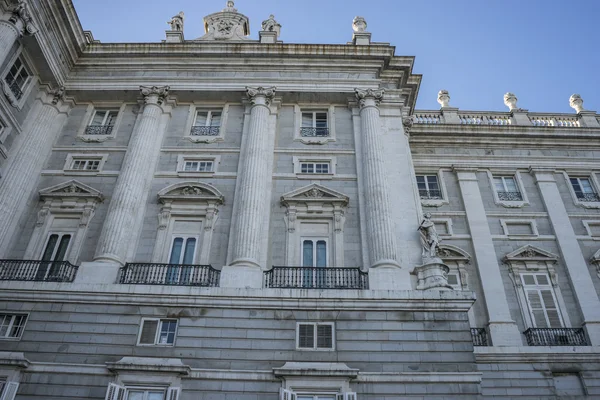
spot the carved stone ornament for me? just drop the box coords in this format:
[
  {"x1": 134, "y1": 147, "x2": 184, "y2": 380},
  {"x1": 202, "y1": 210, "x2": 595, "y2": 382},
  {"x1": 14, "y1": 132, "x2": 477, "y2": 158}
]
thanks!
[
  {"x1": 38, "y1": 180, "x2": 104, "y2": 202},
  {"x1": 246, "y1": 86, "x2": 276, "y2": 106},
  {"x1": 414, "y1": 262, "x2": 452, "y2": 291},
  {"x1": 305, "y1": 188, "x2": 325, "y2": 198},
  {"x1": 437, "y1": 90, "x2": 450, "y2": 108},
  {"x1": 504, "y1": 245, "x2": 559, "y2": 263},
  {"x1": 569, "y1": 94, "x2": 585, "y2": 113},
  {"x1": 402, "y1": 116, "x2": 414, "y2": 134},
  {"x1": 197, "y1": 1, "x2": 250, "y2": 41},
  {"x1": 158, "y1": 182, "x2": 225, "y2": 204},
  {"x1": 167, "y1": 11, "x2": 185, "y2": 31},
  {"x1": 354, "y1": 88, "x2": 385, "y2": 108},
  {"x1": 503, "y1": 92, "x2": 518, "y2": 111},
  {"x1": 50, "y1": 86, "x2": 65, "y2": 105},
  {"x1": 352, "y1": 16, "x2": 367, "y2": 33},
  {"x1": 140, "y1": 86, "x2": 170, "y2": 105},
  {"x1": 181, "y1": 186, "x2": 204, "y2": 196},
  {"x1": 9, "y1": 0, "x2": 38, "y2": 35},
  {"x1": 418, "y1": 212, "x2": 441, "y2": 263},
  {"x1": 261, "y1": 14, "x2": 279, "y2": 32}
]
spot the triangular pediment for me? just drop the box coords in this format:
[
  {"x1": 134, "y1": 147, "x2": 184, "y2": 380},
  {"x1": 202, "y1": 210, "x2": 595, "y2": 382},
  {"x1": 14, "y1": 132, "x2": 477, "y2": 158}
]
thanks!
[
  {"x1": 592, "y1": 248, "x2": 600, "y2": 263},
  {"x1": 158, "y1": 182, "x2": 224, "y2": 204},
  {"x1": 504, "y1": 245, "x2": 559, "y2": 262},
  {"x1": 281, "y1": 184, "x2": 349, "y2": 206},
  {"x1": 437, "y1": 245, "x2": 471, "y2": 261},
  {"x1": 39, "y1": 180, "x2": 103, "y2": 201}
]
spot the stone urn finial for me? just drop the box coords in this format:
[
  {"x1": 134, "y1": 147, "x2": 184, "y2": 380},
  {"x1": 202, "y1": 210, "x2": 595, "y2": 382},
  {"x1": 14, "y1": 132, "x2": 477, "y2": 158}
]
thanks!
[
  {"x1": 437, "y1": 90, "x2": 450, "y2": 108},
  {"x1": 504, "y1": 92, "x2": 518, "y2": 111},
  {"x1": 569, "y1": 94, "x2": 585, "y2": 113},
  {"x1": 352, "y1": 16, "x2": 367, "y2": 33}
]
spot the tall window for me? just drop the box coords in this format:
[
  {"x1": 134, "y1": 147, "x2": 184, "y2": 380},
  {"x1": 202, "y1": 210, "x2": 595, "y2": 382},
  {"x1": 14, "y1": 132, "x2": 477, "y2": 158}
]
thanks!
[
  {"x1": 302, "y1": 239, "x2": 327, "y2": 268},
  {"x1": 494, "y1": 176, "x2": 523, "y2": 201},
  {"x1": 191, "y1": 110, "x2": 221, "y2": 136},
  {"x1": 0, "y1": 314, "x2": 28, "y2": 339},
  {"x1": 4, "y1": 56, "x2": 30, "y2": 101},
  {"x1": 416, "y1": 175, "x2": 441, "y2": 199},
  {"x1": 521, "y1": 273, "x2": 563, "y2": 328},
  {"x1": 86, "y1": 109, "x2": 118, "y2": 135},
  {"x1": 169, "y1": 237, "x2": 196, "y2": 265},
  {"x1": 301, "y1": 111, "x2": 329, "y2": 137},
  {"x1": 570, "y1": 177, "x2": 599, "y2": 202},
  {"x1": 37, "y1": 233, "x2": 71, "y2": 280},
  {"x1": 138, "y1": 318, "x2": 178, "y2": 346}
]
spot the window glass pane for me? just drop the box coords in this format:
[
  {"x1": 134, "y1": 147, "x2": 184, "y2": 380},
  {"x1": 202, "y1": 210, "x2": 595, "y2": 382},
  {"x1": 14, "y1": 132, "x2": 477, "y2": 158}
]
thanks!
[
  {"x1": 504, "y1": 177, "x2": 518, "y2": 192},
  {"x1": 580, "y1": 178, "x2": 594, "y2": 193},
  {"x1": 184, "y1": 161, "x2": 198, "y2": 171},
  {"x1": 447, "y1": 274, "x2": 459, "y2": 285},
  {"x1": 570, "y1": 178, "x2": 582, "y2": 193},
  {"x1": 198, "y1": 161, "x2": 213, "y2": 172},
  {"x1": 0, "y1": 315, "x2": 11, "y2": 337},
  {"x1": 127, "y1": 391, "x2": 144, "y2": 400},
  {"x1": 139, "y1": 320, "x2": 158, "y2": 344},
  {"x1": 416, "y1": 176, "x2": 426, "y2": 190},
  {"x1": 169, "y1": 238, "x2": 184, "y2": 264},
  {"x1": 9, "y1": 315, "x2": 26, "y2": 338},
  {"x1": 302, "y1": 113, "x2": 313, "y2": 127},
  {"x1": 315, "y1": 113, "x2": 328, "y2": 128},
  {"x1": 210, "y1": 112, "x2": 222, "y2": 126},
  {"x1": 53, "y1": 235, "x2": 71, "y2": 261},
  {"x1": 159, "y1": 320, "x2": 177, "y2": 345},
  {"x1": 41, "y1": 234, "x2": 59, "y2": 261},
  {"x1": 493, "y1": 177, "x2": 505, "y2": 192},
  {"x1": 315, "y1": 163, "x2": 329, "y2": 174},
  {"x1": 536, "y1": 274, "x2": 549, "y2": 285},
  {"x1": 298, "y1": 324, "x2": 314, "y2": 348},
  {"x1": 301, "y1": 163, "x2": 313, "y2": 173},
  {"x1": 302, "y1": 240, "x2": 314, "y2": 267},
  {"x1": 105, "y1": 111, "x2": 118, "y2": 126},
  {"x1": 91, "y1": 111, "x2": 107, "y2": 125},
  {"x1": 522, "y1": 274, "x2": 536, "y2": 285},
  {"x1": 148, "y1": 393, "x2": 165, "y2": 400},
  {"x1": 316, "y1": 241, "x2": 327, "y2": 268},
  {"x1": 426, "y1": 176, "x2": 439, "y2": 190},
  {"x1": 182, "y1": 238, "x2": 196, "y2": 264},
  {"x1": 316, "y1": 324, "x2": 332, "y2": 348},
  {"x1": 194, "y1": 112, "x2": 208, "y2": 126}
]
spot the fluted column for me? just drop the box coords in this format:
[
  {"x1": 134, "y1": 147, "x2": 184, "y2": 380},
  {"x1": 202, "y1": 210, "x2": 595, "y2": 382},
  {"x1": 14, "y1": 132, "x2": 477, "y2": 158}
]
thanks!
[
  {"x1": 0, "y1": 87, "x2": 69, "y2": 256},
  {"x1": 0, "y1": 1, "x2": 37, "y2": 65},
  {"x1": 94, "y1": 86, "x2": 170, "y2": 265},
  {"x1": 221, "y1": 87, "x2": 276, "y2": 288},
  {"x1": 355, "y1": 88, "x2": 401, "y2": 270}
]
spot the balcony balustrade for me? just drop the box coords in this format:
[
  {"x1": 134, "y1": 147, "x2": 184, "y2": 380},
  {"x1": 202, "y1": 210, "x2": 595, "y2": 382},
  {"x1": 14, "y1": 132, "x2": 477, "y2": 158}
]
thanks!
[
  {"x1": 264, "y1": 266, "x2": 368, "y2": 289},
  {"x1": 470, "y1": 328, "x2": 489, "y2": 346},
  {"x1": 497, "y1": 191, "x2": 523, "y2": 201},
  {"x1": 85, "y1": 125, "x2": 114, "y2": 135},
  {"x1": 524, "y1": 328, "x2": 588, "y2": 346},
  {"x1": 300, "y1": 127, "x2": 330, "y2": 137},
  {"x1": 190, "y1": 126, "x2": 220, "y2": 136},
  {"x1": 119, "y1": 263, "x2": 220, "y2": 287},
  {"x1": 412, "y1": 110, "x2": 594, "y2": 128},
  {"x1": 8, "y1": 81, "x2": 23, "y2": 100},
  {"x1": 576, "y1": 192, "x2": 600, "y2": 202},
  {"x1": 419, "y1": 189, "x2": 442, "y2": 200},
  {"x1": 0, "y1": 259, "x2": 78, "y2": 282}
]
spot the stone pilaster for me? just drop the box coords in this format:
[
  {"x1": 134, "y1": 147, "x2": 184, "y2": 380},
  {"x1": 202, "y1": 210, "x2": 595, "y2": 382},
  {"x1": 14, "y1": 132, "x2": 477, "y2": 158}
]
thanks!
[
  {"x1": 454, "y1": 168, "x2": 522, "y2": 346},
  {"x1": 220, "y1": 87, "x2": 276, "y2": 289},
  {"x1": 530, "y1": 168, "x2": 600, "y2": 345},
  {"x1": 0, "y1": 1, "x2": 37, "y2": 65},
  {"x1": 94, "y1": 86, "x2": 170, "y2": 265},
  {"x1": 0, "y1": 87, "x2": 69, "y2": 256},
  {"x1": 354, "y1": 88, "x2": 410, "y2": 290}
]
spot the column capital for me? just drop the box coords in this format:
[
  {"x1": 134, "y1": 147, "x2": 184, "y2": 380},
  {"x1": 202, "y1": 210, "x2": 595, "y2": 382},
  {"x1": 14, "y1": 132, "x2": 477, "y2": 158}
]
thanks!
[
  {"x1": 7, "y1": 0, "x2": 38, "y2": 36},
  {"x1": 355, "y1": 88, "x2": 384, "y2": 108},
  {"x1": 140, "y1": 85, "x2": 170, "y2": 106},
  {"x1": 246, "y1": 86, "x2": 276, "y2": 106}
]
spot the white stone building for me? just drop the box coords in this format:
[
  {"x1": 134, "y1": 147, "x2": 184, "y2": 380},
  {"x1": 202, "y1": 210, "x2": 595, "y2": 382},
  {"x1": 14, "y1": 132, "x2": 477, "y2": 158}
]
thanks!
[{"x1": 0, "y1": 0, "x2": 599, "y2": 398}]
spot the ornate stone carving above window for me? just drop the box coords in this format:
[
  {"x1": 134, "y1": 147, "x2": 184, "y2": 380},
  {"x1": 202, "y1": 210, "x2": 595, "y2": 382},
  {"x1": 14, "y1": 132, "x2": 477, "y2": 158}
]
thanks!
[
  {"x1": 152, "y1": 182, "x2": 224, "y2": 264},
  {"x1": 24, "y1": 180, "x2": 104, "y2": 264},
  {"x1": 437, "y1": 244, "x2": 470, "y2": 290},
  {"x1": 591, "y1": 248, "x2": 600, "y2": 279}
]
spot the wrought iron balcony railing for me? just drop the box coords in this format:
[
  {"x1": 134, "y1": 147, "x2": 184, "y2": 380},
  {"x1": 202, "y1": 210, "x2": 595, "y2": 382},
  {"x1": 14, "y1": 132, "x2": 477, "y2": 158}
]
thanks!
[
  {"x1": 0, "y1": 259, "x2": 78, "y2": 282},
  {"x1": 497, "y1": 191, "x2": 523, "y2": 201},
  {"x1": 7, "y1": 81, "x2": 23, "y2": 100},
  {"x1": 85, "y1": 125, "x2": 114, "y2": 135},
  {"x1": 524, "y1": 328, "x2": 588, "y2": 346},
  {"x1": 576, "y1": 192, "x2": 600, "y2": 202},
  {"x1": 419, "y1": 189, "x2": 443, "y2": 200},
  {"x1": 264, "y1": 266, "x2": 368, "y2": 289},
  {"x1": 470, "y1": 327, "x2": 489, "y2": 346},
  {"x1": 119, "y1": 263, "x2": 220, "y2": 287},
  {"x1": 300, "y1": 127, "x2": 330, "y2": 137},
  {"x1": 190, "y1": 126, "x2": 220, "y2": 136}
]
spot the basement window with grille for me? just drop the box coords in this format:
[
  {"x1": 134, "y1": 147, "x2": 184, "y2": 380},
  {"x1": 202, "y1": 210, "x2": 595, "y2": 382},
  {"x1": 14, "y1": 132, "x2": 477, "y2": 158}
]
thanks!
[{"x1": 296, "y1": 322, "x2": 335, "y2": 350}]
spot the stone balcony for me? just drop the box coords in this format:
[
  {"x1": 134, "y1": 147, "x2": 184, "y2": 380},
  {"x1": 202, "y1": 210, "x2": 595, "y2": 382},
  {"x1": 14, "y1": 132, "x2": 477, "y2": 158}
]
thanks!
[
  {"x1": 118, "y1": 263, "x2": 221, "y2": 287},
  {"x1": 0, "y1": 259, "x2": 79, "y2": 282},
  {"x1": 264, "y1": 266, "x2": 368, "y2": 289}
]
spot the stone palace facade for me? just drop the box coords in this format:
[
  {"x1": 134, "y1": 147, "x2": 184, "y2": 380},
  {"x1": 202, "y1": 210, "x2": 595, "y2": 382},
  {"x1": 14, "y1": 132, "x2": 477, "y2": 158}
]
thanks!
[{"x1": 0, "y1": 0, "x2": 599, "y2": 399}]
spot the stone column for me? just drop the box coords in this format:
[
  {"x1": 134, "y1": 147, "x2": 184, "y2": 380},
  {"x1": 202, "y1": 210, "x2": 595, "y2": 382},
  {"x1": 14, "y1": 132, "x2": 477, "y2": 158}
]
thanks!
[
  {"x1": 94, "y1": 86, "x2": 170, "y2": 265},
  {"x1": 531, "y1": 168, "x2": 600, "y2": 345},
  {"x1": 455, "y1": 168, "x2": 522, "y2": 346},
  {"x1": 220, "y1": 87, "x2": 276, "y2": 289},
  {"x1": 355, "y1": 88, "x2": 410, "y2": 290},
  {"x1": 0, "y1": 87, "x2": 69, "y2": 256},
  {"x1": 0, "y1": 0, "x2": 37, "y2": 65}
]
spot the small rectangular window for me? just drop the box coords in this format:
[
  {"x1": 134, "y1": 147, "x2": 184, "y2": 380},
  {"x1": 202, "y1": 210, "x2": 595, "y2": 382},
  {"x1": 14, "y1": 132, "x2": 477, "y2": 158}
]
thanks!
[
  {"x1": 0, "y1": 314, "x2": 28, "y2": 339},
  {"x1": 138, "y1": 318, "x2": 178, "y2": 346},
  {"x1": 300, "y1": 111, "x2": 329, "y2": 137},
  {"x1": 70, "y1": 159, "x2": 101, "y2": 171},
  {"x1": 297, "y1": 322, "x2": 334, "y2": 350},
  {"x1": 570, "y1": 177, "x2": 599, "y2": 202},
  {"x1": 300, "y1": 162, "x2": 330, "y2": 174},
  {"x1": 4, "y1": 56, "x2": 30, "y2": 101},
  {"x1": 183, "y1": 160, "x2": 213, "y2": 172},
  {"x1": 90, "y1": 110, "x2": 118, "y2": 127},
  {"x1": 494, "y1": 175, "x2": 523, "y2": 201},
  {"x1": 416, "y1": 175, "x2": 441, "y2": 199},
  {"x1": 194, "y1": 110, "x2": 222, "y2": 127}
]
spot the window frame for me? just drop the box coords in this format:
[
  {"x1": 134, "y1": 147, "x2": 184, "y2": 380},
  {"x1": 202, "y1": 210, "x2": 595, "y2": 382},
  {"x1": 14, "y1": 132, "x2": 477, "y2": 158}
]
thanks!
[
  {"x1": 521, "y1": 273, "x2": 564, "y2": 328},
  {"x1": 415, "y1": 170, "x2": 449, "y2": 207},
  {"x1": 0, "y1": 313, "x2": 29, "y2": 340},
  {"x1": 167, "y1": 235, "x2": 199, "y2": 265},
  {"x1": 106, "y1": 383, "x2": 180, "y2": 400},
  {"x1": 293, "y1": 105, "x2": 336, "y2": 144},
  {"x1": 296, "y1": 322, "x2": 335, "y2": 351},
  {"x1": 1, "y1": 51, "x2": 35, "y2": 110},
  {"x1": 137, "y1": 318, "x2": 179, "y2": 347},
  {"x1": 176, "y1": 155, "x2": 219, "y2": 177},
  {"x1": 293, "y1": 156, "x2": 336, "y2": 178},
  {"x1": 500, "y1": 219, "x2": 539, "y2": 238},
  {"x1": 563, "y1": 172, "x2": 600, "y2": 209},
  {"x1": 486, "y1": 170, "x2": 529, "y2": 208},
  {"x1": 183, "y1": 103, "x2": 229, "y2": 143},
  {"x1": 300, "y1": 237, "x2": 329, "y2": 268},
  {"x1": 64, "y1": 153, "x2": 108, "y2": 175},
  {"x1": 77, "y1": 103, "x2": 126, "y2": 142}
]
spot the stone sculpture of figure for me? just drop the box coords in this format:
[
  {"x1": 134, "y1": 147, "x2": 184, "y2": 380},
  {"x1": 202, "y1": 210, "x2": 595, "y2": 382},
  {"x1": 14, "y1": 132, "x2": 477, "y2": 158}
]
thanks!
[
  {"x1": 167, "y1": 11, "x2": 184, "y2": 31},
  {"x1": 503, "y1": 92, "x2": 518, "y2": 111},
  {"x1": 437, "y1": 90, "x2": 450, "y2": 108},
  {"x1": 224, "y1": 0, "x2": 237, "y2": 12},
  {"x1": 352, "y1": 16, "x2": 367, "y2": 33},
  {"x1": 262, "y1": 14, "x2": 277, "y2": 32},
  {"x1": 569, "y1": 94, "x2": 585, "y2": 113},
  {"x1": 419, "y1": 212, "x2": 440, "y2": 259}
]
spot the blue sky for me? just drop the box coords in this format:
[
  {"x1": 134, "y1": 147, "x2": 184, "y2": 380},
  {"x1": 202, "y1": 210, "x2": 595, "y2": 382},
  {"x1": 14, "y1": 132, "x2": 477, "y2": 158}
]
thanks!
[{"x1": 72, "y1": 0, "x2": 599, "y2": 113}]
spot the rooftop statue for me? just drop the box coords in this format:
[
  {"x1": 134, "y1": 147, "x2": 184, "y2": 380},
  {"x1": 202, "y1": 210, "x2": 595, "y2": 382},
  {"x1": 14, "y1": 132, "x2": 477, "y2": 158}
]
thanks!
[
  {"x1": 167, "y1": 11, "x2": 184, "y2": 32},
  {"x1": 352, "y1": 16, "x2": 367, "y2": 33},
  {"x1": 196, "y1": 0, "x2": 250, "y2": 41},
  {"x1": 262, "y1": 14, "x2": 278, "y2": 32}
]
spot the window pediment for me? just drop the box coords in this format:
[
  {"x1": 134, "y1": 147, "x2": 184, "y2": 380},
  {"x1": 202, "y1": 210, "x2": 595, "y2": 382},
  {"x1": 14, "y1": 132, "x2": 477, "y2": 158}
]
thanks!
[
  {"x1": 437, "y1": 244, "x2": 471, "y2": 262},
  {"x1": 504, "y1": 245, "x2": 558, "y2": 263},
  {"x1": 281, "y1": 184, "x2": 349, "y2": 208},
  {"x1": 39, "y1": 180, "x2": 103, "y2": 202},
  {"x1": 158, "y1": 182, "x2": 224, "y2": 204}
]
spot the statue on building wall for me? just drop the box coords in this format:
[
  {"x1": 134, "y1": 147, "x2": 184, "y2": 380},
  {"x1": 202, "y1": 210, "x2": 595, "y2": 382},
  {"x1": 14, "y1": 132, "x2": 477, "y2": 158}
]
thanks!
[
  {"x1": 261, "y1": 14, "x2": 278, "y2": 32},
  {"x1": 167, "y1": 11, "x2": 185, "y2": 31},
  {"x1": 419, "y1": 212, "x2": 440, "y2": 260},
  {"x1": 352, "y1": 16, "x2": 367, "y2": 33}
]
